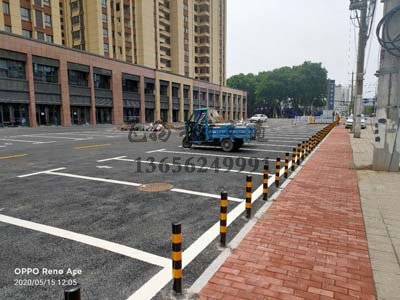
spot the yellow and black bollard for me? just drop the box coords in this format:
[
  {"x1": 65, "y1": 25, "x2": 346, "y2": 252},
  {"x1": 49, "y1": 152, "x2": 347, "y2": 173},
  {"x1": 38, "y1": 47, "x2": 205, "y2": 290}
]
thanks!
[
  {"x1": 291, "y1": 148, "x2": 297, "y2": 171},
  {"x1": 263, "y1": 162, "x2": 269, "y2": 201},
  {"x1": 301, "y1": 141, "x2": 306, "y2": 158},
  {"x1": 297, "y1": 144, "x2": 302, "y2": 165},
  {"x1": 64, "y1": 285, "x2": 81, "y2": 300},
  {"x1": 220, "y1": 192, "x2": 228, "y2": 247},
  {"x1": 284, "y1": 153, "x2": 289, "y2": 178},
  {"x1": 245, "y1": 175, "x2": 252, "y2": 219},
  {"x1": 275, "y1": 157, "x2": 281, "y2": 187},
  {"x1": 172, "y1": 223, "x2": 182, "y2": 294}
]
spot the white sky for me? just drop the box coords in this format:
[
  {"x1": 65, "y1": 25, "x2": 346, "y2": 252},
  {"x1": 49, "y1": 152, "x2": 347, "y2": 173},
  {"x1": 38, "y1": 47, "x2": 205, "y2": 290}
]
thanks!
[{"x1": 227, "y1": 0, "x2": 383, "y2": 98}]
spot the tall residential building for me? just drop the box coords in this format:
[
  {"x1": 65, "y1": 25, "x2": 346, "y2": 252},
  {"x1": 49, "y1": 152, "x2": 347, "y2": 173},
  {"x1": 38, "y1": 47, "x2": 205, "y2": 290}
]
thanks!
[
  {"x1": 0, "y1": 0, "x2": 226, "y2": 85},
  {"x1": 0, "y1": 0, "x2": 62, "y2": 44},
  {"x1": 334, "y1": 84, "x2": 351, "y2": 115}
]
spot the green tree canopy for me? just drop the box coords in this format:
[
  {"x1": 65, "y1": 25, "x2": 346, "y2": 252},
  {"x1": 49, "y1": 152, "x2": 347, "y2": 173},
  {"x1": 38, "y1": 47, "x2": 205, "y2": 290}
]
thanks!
[{"x1": 227, "y1": 61, "x2": 328, "y2": 117}]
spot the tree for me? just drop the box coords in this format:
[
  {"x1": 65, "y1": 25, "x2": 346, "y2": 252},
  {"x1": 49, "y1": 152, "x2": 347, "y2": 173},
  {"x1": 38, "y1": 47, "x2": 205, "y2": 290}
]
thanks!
[{"x1": 226, "y1": 61, "x2": 328, "y2": 117}]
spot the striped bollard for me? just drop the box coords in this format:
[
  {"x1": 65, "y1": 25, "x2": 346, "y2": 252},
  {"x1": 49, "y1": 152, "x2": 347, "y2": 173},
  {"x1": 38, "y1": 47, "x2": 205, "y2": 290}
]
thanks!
[
  {"x1": 275, "y1": 157, "x2": 281, "y2": 187},
  {"x1": 220, "y1": 192, "x2": 228, "y2": 247},
  {"x1": 172, "y1": 223, "x2": 182, "y2": 294},
  {"x1": 245, "y1": 176, "x2": 252, "y2": 219},
  {"x1": 64, "y1": 285, "x2": 81, "y2": 300},
  {"x1": 284, "y1": 153, "x2": 289, "y2": 178},
  {"x1": 297, "y1": 144, "x2": 302, "y2": 165},
  {"x1": 263, "y1": 162, "x2": 269, "y2": 201},
  {"x1": 291, "y1": 148, "x2": 297, "y2": 171},
  {"x1": 301, "y1": 142, "x2": 306, "y2": 158}
]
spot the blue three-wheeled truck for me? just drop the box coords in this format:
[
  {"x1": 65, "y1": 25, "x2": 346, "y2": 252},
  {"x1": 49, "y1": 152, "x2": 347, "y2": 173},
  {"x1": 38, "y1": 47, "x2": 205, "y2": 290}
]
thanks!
[{"x1": 182, "y1": 108, "x2": 257, "y2": 152}]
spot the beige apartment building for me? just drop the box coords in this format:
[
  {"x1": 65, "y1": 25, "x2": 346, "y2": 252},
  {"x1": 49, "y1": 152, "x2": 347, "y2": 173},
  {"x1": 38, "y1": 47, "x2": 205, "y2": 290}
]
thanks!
[{"x1": 0, "y1": 0, "x2": 226, "y2": 85}]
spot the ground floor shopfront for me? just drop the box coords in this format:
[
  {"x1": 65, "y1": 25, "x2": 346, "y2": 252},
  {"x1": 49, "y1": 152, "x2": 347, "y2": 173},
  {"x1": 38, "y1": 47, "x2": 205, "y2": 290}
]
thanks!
[{"x1": 0, "y1": 33, "x2": 247, "y2": 127}]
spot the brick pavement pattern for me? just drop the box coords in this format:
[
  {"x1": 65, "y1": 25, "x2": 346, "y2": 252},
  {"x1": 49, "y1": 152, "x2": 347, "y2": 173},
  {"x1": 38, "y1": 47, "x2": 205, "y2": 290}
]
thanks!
[{"x1": 199, "y1": 126, "x2": 377, "y2": 300}]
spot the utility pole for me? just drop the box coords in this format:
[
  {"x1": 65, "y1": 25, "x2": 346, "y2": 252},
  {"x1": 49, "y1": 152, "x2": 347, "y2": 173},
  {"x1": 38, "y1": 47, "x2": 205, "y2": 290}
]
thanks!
[
  {"x1": 350, "y1": 0, "x2": 369, "y2": 138},
  {"x1": 373, "y1": 0, "x2": 400, "y2": 171},
  {"x1": 349, "y1": 71, "x2": 354, "y2": 116}
]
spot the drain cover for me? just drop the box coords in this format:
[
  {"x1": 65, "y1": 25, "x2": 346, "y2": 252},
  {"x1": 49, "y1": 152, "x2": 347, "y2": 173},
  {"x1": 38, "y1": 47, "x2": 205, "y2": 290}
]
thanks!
[{"x1": 139, "y1": 183, "x2": 174, "y2": 192}]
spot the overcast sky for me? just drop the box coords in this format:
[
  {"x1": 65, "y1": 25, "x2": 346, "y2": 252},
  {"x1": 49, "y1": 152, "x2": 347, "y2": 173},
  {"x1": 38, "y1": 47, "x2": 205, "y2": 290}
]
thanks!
[{"x1": 227, "y1": 0, "x2": 383, "y2": 98}]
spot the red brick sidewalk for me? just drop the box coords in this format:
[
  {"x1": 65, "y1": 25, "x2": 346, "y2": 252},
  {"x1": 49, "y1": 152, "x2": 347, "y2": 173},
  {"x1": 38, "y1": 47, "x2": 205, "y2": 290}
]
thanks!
[{"x1": 199, "y1": 126, "x2": 376, "y2": 300}]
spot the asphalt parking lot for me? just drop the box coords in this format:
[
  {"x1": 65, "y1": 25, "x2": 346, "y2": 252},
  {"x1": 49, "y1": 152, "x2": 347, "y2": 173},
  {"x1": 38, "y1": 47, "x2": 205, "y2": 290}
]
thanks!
[{"x1": 0, "y1": 120, "x2": 326, "y2": 300}]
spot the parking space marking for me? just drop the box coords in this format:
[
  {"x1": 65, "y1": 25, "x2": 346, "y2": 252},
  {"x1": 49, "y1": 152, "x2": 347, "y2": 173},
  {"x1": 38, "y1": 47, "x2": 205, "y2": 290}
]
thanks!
[
  {"x1": 0, "y1": 153, "x2": 27, "y2": 160},
  {"x1": 0, "y1": 214, "x2": 169, "y2": 268},
  {"x1": 179, "y1": 145, "x2": 290, "y2": 154},
  {"x1": 157, "y1": 149, "x2": 274, "y2": 161},
  {"x1": 170, "y1": 188, "x2": 243, "y2": 203},
  {"x1": 18, "y1": 135, "x2": 92, "y2": 141},
  {"x1": 74, "y1": 144, "x2": 111, "y2": 150},
  {"x1": 18, "y1": 168, "x2": 67, "y2": 178},
  {"x1": 97, "y1": 156, "x2": 127, "y2": 162},
  {"x1": 50, "y1": 132, "x2": 121, "y2": 138},
  {"x1": 18, "y1": 168, "x2": 244, "y2": 202},
  {"x1": 249, "y1": 143, "x2": 298, "y2": 147},
  {"x1": 130, "y1": 163, "x2": 288, "y2": 300},
  {"x1": 146, "y1": 148, "x2": 166, "y2": 154},
  {"x1": 0, "y1": 138, "x2": 56, "y2": 144},
  {"x1": 109, "y1": 157, "x2": 264, "y2": 176}
]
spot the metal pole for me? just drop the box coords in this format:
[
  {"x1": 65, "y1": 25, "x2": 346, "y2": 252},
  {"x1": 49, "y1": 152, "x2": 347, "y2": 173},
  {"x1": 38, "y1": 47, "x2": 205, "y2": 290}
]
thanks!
[
  {"x1": 64, "y1": 285, "x2": 81, "y2": 300},
  {"x1": 353, "y1": 1, "x2": 369, "y2": 138}
]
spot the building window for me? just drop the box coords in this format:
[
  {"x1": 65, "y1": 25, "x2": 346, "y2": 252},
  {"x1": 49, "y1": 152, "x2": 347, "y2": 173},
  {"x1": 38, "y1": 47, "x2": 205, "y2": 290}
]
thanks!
[
  {"x1": 70, "y1": 1, "x2": 79, "y2": 10},
  {"x1": 3, "y1": 2, "x2": 10, "y2": 15},
  {"x1": 72, "y1": 30, "x2": 80, "y2": 40},
  {"x1": 45, "y1": 14, "x2": 51, "y2": 27},
  {"x1": 71, "y1": 15, "x2": 79, "y2": 25},
  {"x1": 22, "y1": 29, "x2": 32, "y2": 38},
  {"x1": 4, "y1": 25, "x2": 11, "y2": 32},
  {"x1": 46, "y1": 35, "x2": 53, "y2": 43},
  {"x1": 122, "y1": 78, "x2": 138, "y2": 93},
  {"x1": 102, "y1": 13, "x2": 107, "y2": 22},
  {"x1": 33, "y1": 64, "x2": 58, "y2": 83},
  {"x1": 21, "y1": 8, "x2": 31, "y2": 21},
  {"x1": 43, "y1": 0, "x2": 50, "y2": 6},
  {"x1": 103, "y1": 43, "x2": 109, "y2": 52},
  {"x1": 68, "y1": 70, "x2": 88, "y2": 87},
  {"x1": 93, "y1": 74, "x2": 110, "y2": 89},
  {"x1": 145, "y1": 82, "x2": 154, "y2": 95},
  {"x1": 0, "y1": 58, "x2": 26, "y2": 80},
  {"x1": 35, "y1": 10, "x2": 43, "y2": 28},
  {"x1": 102, "y1": 0, "x2": 107, "y2": 8},
  {"x1": 103, "y1": 28, "x2": 108, "y2": 37},
  {"x1": 34, "y1": 0, "x2": 42, "y2": 6},
  {"x1": 37, "y1": 31, "x2": 45, "y2": 41}
]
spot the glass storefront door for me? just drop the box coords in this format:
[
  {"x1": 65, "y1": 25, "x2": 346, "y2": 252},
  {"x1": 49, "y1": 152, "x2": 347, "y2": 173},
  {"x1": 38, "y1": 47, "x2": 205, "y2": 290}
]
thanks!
[
  {"x1": 36, "y1": 105, "x2": 61, "y2": 126},
  {"x1": 71, "y1": 106, "x2": 91, "y2": 125},
  {"x1": 0, "y1": 103, "x2": 29, "y2": 127},
  {"x1": 145, "y1": 109, "x2": 154, "y2": 123},
  {"x1": 123, "y1": 107, "x2": 140, "y2": 124},
  {"x1": 96, "y1": 107, "x2": 112, "y2": 124}
]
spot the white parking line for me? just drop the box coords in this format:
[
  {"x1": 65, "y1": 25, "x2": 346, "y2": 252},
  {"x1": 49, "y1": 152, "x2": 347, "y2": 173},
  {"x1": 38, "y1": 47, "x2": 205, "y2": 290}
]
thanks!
[
  {"x1": 249, "y1": 143, "x2": 297, "y2": 147},
  {"x1": 49, "y1": 132, "x2": 121, "y2": 138},
  {"x1": 18, "y1": 168, "x2": 244, "y2": 202},
  {"x1": 146, "y1": 148, "x2": 166, "y2": 154},
  {"x1": 18, "y1": 168, "x2": 67, "y2": 178},
  {"x1": 0, "y1": 138, "x2": 56, "y2": 144},
  {"x1": 110, "y1": 157, "x2": 264, "y2": 176},
  {"x1": 181, "y1": 145, "x2": 290, "y2": 154},
  {"x1": 130, "y1": 130, "x2": 332, "y2": 300},
  {"x1": 157, "y1": 149, "x2": 274, "y2": 161},
  {"x1": 130, "y1": 162, "x2": 287, "y2": 300},
  {"x1": 18, "y1": 135, "x2": 92, "y2": 141},
  {"x1": 0, "y1": 214, "x2": 169, "y2": 268},
  {"x1": 97, "y1": 156, "x2": 128, "y2": 162}
]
